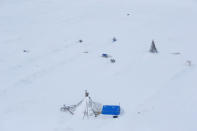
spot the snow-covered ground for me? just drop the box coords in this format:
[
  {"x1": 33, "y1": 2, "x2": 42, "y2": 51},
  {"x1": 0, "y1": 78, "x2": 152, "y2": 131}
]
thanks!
[{"x1": 0, "y1": 0, "x2": 197, "y2": 131}]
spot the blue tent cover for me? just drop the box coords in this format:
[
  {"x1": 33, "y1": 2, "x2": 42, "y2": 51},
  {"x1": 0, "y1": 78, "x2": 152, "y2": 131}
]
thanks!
[{"x1": 101, "y1": 105, "x2": 120, "y2": 115}]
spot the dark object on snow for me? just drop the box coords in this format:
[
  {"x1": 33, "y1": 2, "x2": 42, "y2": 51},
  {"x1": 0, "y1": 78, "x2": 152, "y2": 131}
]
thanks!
[
  {"x1": 112, "y1": 37, "x2": 117, "y2": 42},
  {"x1": 83, "y1": 51, "x2": 89, "y2": 53},
  {"x1": 102, "y1": 53, "x2": 109, "y2": 58},
  {"x1": 23, "y1": 50, "x2": 28, "y2": 53},
  {"x1": 149, "y1": 40, "x2": 158, "y2": 53},
  {"x1": 79, "y1": 39, "x2": 83, "y2": 43},
  {"x1": 101, "y1": 105, "x2": 120, "y2": 116},
  {"x1": 110, "y1": 59, "x2": 116, "y2": 63},
  {"x1": 113, "y1": 116, "x2": 118, "y2": 118},
  {"x1": 171, "y1": 52, "x2": 181, "y2": 55},
  {"x1": 127, "y1": 13, "x2": 130, "y2": 16},
  {"x1": 85, "y1": 90, "x2": 89, "y2": 97},
  {"x1": 186, "y1": 60, "x2": 192, "y2": 66}
]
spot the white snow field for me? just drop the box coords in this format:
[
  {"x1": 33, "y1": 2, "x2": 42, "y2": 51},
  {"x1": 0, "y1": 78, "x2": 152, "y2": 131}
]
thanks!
[{"x1": 0, "y1": 0, "x2": 197, "y2": 130}]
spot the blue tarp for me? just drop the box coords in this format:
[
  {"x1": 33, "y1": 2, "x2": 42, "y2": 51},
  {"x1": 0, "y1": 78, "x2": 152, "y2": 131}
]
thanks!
[
  {"x1": 102, "y1": 54, "x2": 109, "y2": 58},
  {"x1": 101, "y1": 105, "x2": 120, "y2": 115}
]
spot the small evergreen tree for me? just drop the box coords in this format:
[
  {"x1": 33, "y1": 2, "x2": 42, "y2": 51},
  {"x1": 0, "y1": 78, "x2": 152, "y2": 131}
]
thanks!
[{"x1": 149, "y1": 40, "x2": 158, "y2": 53}]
